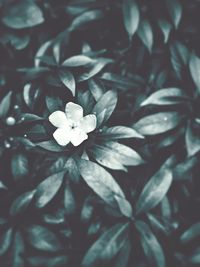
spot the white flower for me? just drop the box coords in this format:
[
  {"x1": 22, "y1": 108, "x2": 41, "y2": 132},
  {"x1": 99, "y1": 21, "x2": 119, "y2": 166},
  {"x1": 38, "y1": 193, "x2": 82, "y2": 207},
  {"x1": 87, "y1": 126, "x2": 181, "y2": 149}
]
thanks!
[{"x1": 48, "y1": 102, "x2": 97, "y2": 147}]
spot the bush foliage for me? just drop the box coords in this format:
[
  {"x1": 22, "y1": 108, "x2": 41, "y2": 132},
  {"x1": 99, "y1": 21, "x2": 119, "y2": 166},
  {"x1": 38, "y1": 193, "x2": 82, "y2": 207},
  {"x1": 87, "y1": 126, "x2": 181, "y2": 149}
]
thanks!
[{"x1": 0, "y1": 0, "x2": 200, "y2": 266}]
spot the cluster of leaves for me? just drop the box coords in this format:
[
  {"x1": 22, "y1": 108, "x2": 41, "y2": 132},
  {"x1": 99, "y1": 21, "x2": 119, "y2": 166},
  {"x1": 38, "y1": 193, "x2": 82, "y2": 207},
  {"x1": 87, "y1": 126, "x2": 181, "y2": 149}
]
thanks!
[{"x1": 1, "y1": 0, "x2": 200, "y2": 266}]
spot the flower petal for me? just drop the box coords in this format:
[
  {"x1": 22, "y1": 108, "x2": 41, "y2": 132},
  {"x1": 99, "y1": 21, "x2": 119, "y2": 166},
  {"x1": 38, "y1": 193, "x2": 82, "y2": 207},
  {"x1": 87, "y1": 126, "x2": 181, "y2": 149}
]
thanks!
[
  {"x1": 70, "y1": 128, "x2": 88, "y2": 146},
  {"x1": 80, "y1": 114, "x2": 97, "y2": 133},
  {"x1": 53, "y1": 128, "x2": 70, "y2": 146},
  {"x1": 49, "y1": 111, "x2": 68, "y2": 128},
  {"x1": 65, "y1": 102, "x2": 83, "y2": 121}
]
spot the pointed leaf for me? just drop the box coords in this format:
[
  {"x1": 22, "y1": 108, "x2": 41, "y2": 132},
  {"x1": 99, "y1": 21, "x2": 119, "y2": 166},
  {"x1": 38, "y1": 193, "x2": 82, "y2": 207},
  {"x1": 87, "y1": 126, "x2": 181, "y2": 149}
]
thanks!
[
  {"x1": 2, "y1": 0, "x2": 44, "y2": 29},
  {"x1": 189, "y1": 53, "x2": 200, "y2": 94},
  {"x1": 133, "y1": 112, "x2": 182, "y2": 135},
  {"x1": 62, "y1": 55, "x2": 93, "y2": 67},
  {"x1": 101, "y1": 126, "x2": 144, "y2": 139},
  {"x1": 92, "y1": 90, "x2": 117, "y2": 126},
  {"x1": 59, "y1": 70, "x2": 76, "y2": 96},
  {"x1": 180, "y1": 223, "x2": 200, "y2": 244},
  {"x1": 26, "y1": 225, "x2": 62, "y2": 252},
  {"x1": 165, "y1": 0, "x2": 182, "y2": 28},
  {"x1": 0, "y1": 91, "x2": 12, "y2": 118},
  {"x1": 137, "y1": 19, "x2": 153, "y2": 53},
  {"x1": 10, "y1": 190, "x2": 35, "y2": 216},
  {"x1": 82, "y1": 223, "x2": 129, "y2": 267},
  {"x1": 140, "y1": 88, "x2": 185, "y2": 106},
  {"x1": 0, "y1": 228, "x2": 13, "y2": 256},
  {"x1": 78, "y1": 159, "x2": 132, "y2": 217},
  {"x1": 135, "y1": 220, "x2": 165, "y2": 267},
  {"x1": 35, "y1": 171, "x2": 65, "y2": 208},
  {"x1": 135, "y1": 159, "x2": 173, "y2": 215},
  {"x1": 122, "y1": 0, "x2": 140, "y2": 39}
]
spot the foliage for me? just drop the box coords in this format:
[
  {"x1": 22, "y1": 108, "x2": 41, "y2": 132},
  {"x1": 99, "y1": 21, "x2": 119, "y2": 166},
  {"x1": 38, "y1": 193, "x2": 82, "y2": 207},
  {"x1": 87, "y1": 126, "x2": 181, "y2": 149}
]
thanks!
[{"x1": 0, "y1": 0, "x2": 200, "y2": 266}]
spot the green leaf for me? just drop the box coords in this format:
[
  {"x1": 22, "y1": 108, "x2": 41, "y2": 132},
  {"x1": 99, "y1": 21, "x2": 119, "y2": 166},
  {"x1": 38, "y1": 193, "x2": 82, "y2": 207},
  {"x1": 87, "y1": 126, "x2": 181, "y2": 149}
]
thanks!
[
  {"x1": 158, "y1": 19, "x2": 172, "y2": 43},
  {"x1": 10, "y1": 190, "x2": 35, "y2": 216},
  {"x1": 135, "y1": 159, "x2": 173, "y2": 215},
  {"x1": 88, "y1": 78, "x2": 105, "y2": 101},
  {"x1": 2, "y1": 0, "x2": 44, "y2": 29},
  {"x1": 92, "y1": 90, "x2": 117, "y2": 127},
  {"x1": 69, "y1": 10, "x2": 104, "y2": 31},
  {"x1": 62, "y1": 55, "x2": 93, "y2": 67},
  {"x1": 189, "y1": 247, "x2": 200, "y2": 264},
  {"x1": 185, "y1": 121, "x2": 200, "y2": 157},
  {"x1": 0, "y1": 91, "x2": 12, "y2": 118},
  {"x1": 180, "y1": 222, "x2": 200, "y2": 244},
  {"x1": 77, "y1": 58, "x2": 113, "y2": 82},
  {"x1": 11, "y1": 232, "x2": 25, "y2": 267},
  {"x1": 95, "y1": 142, "x2": 145, "y2": 167},
  {"x1": 100, "y1": 72, "x2": 144, "y2": 91},
  {"x1": 165, "y1": 0, "x2": 182, "y2": 28},
  {"x1": 137, "y1": 19, "x2": 153, "y2": 53},
  {"x1": 135, "y1": 220, "x2": 166, "y2": 267},
  {"x1": 0, "y1": 228, "x2": 13, "y2": 256},
  {"x1": 170, "y1": 42, "x2": 189, "y2": 80},
  {"x1": 189, "y1": 53, "x2": 200, "y2": 94},
  {"x1": 64, "y1": 181, "x2": 76, "y2": 215},
  {"x1": 101, "y1": 126, "x2": 144, "y2": 139},
  {"x1": 173, "y1": 155, "x2": 198, "y2": 181},
  {"x1": 122, "y1": 0, "x2": 140, "y2": 39},
  {"x1": 27, "y1": 255, "x2": 68, "y2": 267},
  {"x1": 34, "y1": 171, "x2": 65, "y2": 208},
  {"x1": 115, "y1": 239, "x2": 131, "y2": 267},
  {"x1": 91, "y1": 144, "x2": 127, "y2": 171},
  {"x1": 82, "y1": 223, "x2": 130, "y2": 267},
  {"x1": 35, "y1": 40, "x2": 52, "y2": 67},
  {"x1": 140, "y1": 88, "x2": 185, "y2": 106},
  {"x1": 133, "y1": 112, "x2": 182, "y2": 135},
  {"x1": 26, "y1": 225, "x2": 62, "y2": 252},
  {"x1": 78, "y1": 159, "x2": 132, "y2": 217},
  {"x1": 36, "y1": 140, "x2": 65, "y2": 152},
  {"x1": 59, "y1": 70, "x2": 76, "y2": 96},
  {"x1": 11, "y1": 153, "x2": 29, "y2": 180}
]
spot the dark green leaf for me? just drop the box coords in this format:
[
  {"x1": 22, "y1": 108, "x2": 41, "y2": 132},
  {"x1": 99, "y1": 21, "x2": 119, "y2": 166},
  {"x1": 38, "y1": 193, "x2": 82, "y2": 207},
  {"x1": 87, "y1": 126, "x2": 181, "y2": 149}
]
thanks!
[
  {"x1": 165, "y1": 0, "x2": 182, "y2": 28},
  {"x1": 180, "y1": 223, "x2": 200, "y2": 244},
  {"x1": 62, "y1": 55, "x2": 93, "y2": 67},
  {"x1": 0, "y1": 228, "x2": 13, "y2": 256},
  {"x1": 77, "y1": 58, "x2": 113, "y2": 82},
  {"x1": 101, "y1": 126, "x2": 144, "y2": 139},
  {"x1": 91, "y1": 144, "x2": 127, "y2": 171},
  {"x1": 12, "y1": 232, "x2": 25, "y2": 267},
  {"x1": 141, "y1": 88, "x2": 185, "y2": 106},
  {"x1": 170, "y1": 42, "x2": 189, "y2": 80},
  {"x1": 158, "y1": 19, "x2": 172, "y2": 43},
  {"x1": 2, "y1": 0, "x2": 44, "y2": 29},
  {"x1": 185, "y1": 121, "x2": 200, "y2": 157},
  {"x1": 59, "y1": 70, "x2": 76, "y2": 96},
  {"x1": 82, "y1": 223, "x2": 129, "y2": 267},
  {"x1": 137, "y1": 19, "x2": 153, "y2": 53},
  {"x1": 122, "y1": 0, "x2": 140, "y2": 39},
  {"x1": 92, "y1": 90, "x2": 117, "y2": 127},
  {"x1": 11, "y1": 153, "x2": 29, "y2": 179},
  {"x1": 88, "y1": 78, "x2": 105, "y2": 101},
  {"x1": 189, "y1": 53, "x2": 200, "y2": 94},
  {"x1": 133, "y1": 112, "x2": 182, "y2": 135},
  {"x1": 34, "y1": 171, "x2": 65, "y2": 208},
  {"x1": 10, "y1": 190, "x2": 35, "y2": 216},
  {"x1": 78, "y1": 159, "x2": 132, "y2": 217},
  {"x1": 135, "y1": 220, "x2": 165, "y2": 267},
  {"x1": 26, "y1": 225, "x2": 62, "y2": 252},
  {"x1": 135, "y1": 159, "x2": 173, "y2": 215},
  {"x1": 36, "y1": 140, "x2": 65, "y2": 152},
  {"x1": 69, "y1": 10, "x2": 104, "y2": 31},
  {"x1": 0, "y1": 91, "x2": 12, "y2": 118}
]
